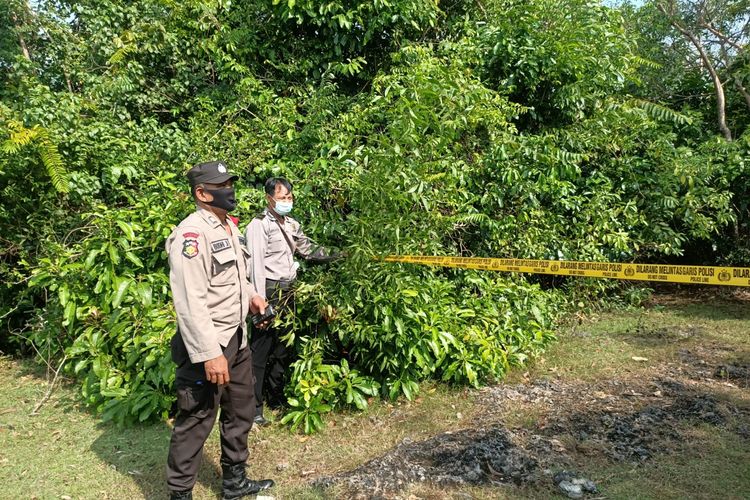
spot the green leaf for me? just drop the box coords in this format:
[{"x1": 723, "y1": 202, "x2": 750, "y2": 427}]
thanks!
[
  {"x1": 116, "y1": 220, "x2": 136, "y2": 241},
  {"x1": 111, "y1": 279, "x2": 132, "y2": 308},
  {"x1": 63, "y1": 301, "x2": 76, "y2": 327},
  {"x1": 74, "y1": 359, "x2": 88, "y2": 374},
  {"x1": 125, "y1": 252, "x2": 144, "y2": 268},
  {"x1": 351, "y1": 391, "x2": 367, "y2": 410},
  {"x1": 108, "y1": 244, "x2": 121, "y2": 265},
  {"x1": 401, "y1": 379, "x2": 413, "y2": 400}
]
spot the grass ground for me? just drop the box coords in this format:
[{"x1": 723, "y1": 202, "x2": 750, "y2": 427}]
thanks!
[
  {"x1": 1, "y1": 294, "x2": 748, "y2": 499},
  {"x1": 499, "y1": 296, "x2": 750, "y2": 500}
]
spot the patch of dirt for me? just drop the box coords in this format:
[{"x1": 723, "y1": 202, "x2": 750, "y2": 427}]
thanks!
[
  {"x1": 671, "y1": 347, "x2": 750, "y2": 388},
  {"x1": 314, "y1": 427, "x2": 540, "y2": 498},
  {"x1": 626, "y1": 324, "x2": 702, "y2": 344},
  {"x1": 526, "y1": 380, "x2": 732, "y2": 462},
  {"x1": 714, "y1": 364, "x2": 750, "y2": 388},
  {"x1": 316, "y1": 343, "x2": 750, "y2": 498},
  {"x1": 645, "y1": 287, "x2": 750, "y2": 306}
]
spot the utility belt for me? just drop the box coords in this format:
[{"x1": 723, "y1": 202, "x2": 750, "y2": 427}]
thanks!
[
  {"x1": 265, "y1": 278, "x2": 295, "y2": 309},
  {"x1": 266, "y1": 278, "x2": 296, "y2": 288}
]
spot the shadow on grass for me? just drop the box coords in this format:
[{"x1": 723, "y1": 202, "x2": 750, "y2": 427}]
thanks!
[
  {"x1": 89, "y1": 421, "x2": 173, "y2": 499},
  {"x1": 88, "y1": 416, "x2": 228, "y2": 499},
  {"x1": 6, "y1": 357, "x2": 261, "y2": 499},
  {"x1": 574, "y1": 301, "x2": 749, "y2": 351},
  {"x1": 661, "y1": 300, "x2": 750, "y2": 322}
]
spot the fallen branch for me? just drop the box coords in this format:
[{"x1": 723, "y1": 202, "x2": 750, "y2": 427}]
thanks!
[{"x1": 30, "y1": 354, "x2": 67, "y2": 416}]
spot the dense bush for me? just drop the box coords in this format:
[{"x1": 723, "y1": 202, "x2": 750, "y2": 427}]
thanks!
[{"x1": 1, "y1": 0, "x2": 748, "y2": 431}]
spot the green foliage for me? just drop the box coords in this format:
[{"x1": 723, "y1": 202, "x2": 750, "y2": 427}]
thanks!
[
  {"x1": 1, "y1": 0, "x2": 748, "y2": 432},
  {"x1": 281, "y1": 340, "x2": 380, "y2": 434},
  {"x1": 225, "y1": 0, "x2": 441, "y2": 82},
  {"x1": 477, "y1": 0, "x2": 639, "y2": 127},
  {"x1": 626, "y1": 0, "x2": 750, "y2": 138},
  {"x1": 280, "y1": 268, "x2": 557, "y2": 434},
  {"x1": 23, "y1": 176, "x2": 188, "y2": 424}
]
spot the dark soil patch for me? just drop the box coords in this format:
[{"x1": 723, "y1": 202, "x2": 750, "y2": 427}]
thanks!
[
  {"x1": 626, "y1": 324, "x2": 702, "y2": 345},
  {"x1": 645, "y1": 287, "x2": 750, "y2": 307},
  {"x1": 314, "y1": 427, "x2": 540, "y2": 498},
  {"x1": 315, "y1": 303, "x2": 750, "y2": 498},
  {"x1": 714, "y1": 363, "x2": 750, "y2": 388},
  {"x1": 316, "y1": 374, "x2": 749, "y2": 498},
  {"x1": 548, "y1": 382, "x2": 729, "y2": 462},
  {"x1": 674, "y1": 348, "x2": 750, "y2": 388}
]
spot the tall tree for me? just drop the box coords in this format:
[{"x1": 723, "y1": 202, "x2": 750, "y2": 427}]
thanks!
[{"x1": 652, "y1": 0, "x2": 750, "y2": 140}]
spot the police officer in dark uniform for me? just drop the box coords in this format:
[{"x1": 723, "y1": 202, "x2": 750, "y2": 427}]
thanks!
[{"x1": 165, "y1": 161, "x2": 274, "y2": 500}]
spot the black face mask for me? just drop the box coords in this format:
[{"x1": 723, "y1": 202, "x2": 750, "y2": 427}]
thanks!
[{"x1": 205, "y1": 186, "x2": 237, "y2": 211}]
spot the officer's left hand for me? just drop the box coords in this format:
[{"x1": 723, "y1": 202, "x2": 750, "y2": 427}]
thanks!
[{"x1": 204, "y1": 354, "x2": 230, "y2": 385}]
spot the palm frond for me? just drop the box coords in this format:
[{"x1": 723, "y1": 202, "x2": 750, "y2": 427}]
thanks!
[
  {"x1": 630, "y1": 98, "x2": 693, "y2": 125},
  {"x1": 37, "y1": 130, "x2": 69, "y2": 194},
  {"x1": 2, "y1": 120, "x2": 69, "y2": 193},
  {"x1": 2, "y1": 120, "x2": 40, "y2": 154}
]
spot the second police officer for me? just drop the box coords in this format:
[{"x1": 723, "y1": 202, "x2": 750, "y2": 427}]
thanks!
[{"x1": 244, "y1": 177, "x2": 342, "y2": 426}]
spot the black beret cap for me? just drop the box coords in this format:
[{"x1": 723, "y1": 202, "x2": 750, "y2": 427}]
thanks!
[{"x1": 187, "y1": 160, "x2": 239, "y2": 186}]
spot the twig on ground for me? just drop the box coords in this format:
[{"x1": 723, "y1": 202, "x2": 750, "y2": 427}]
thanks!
[
  {"x1": 10, "y1": 331, "x2": 56, "y2": 373},
  {"x1": 30, "y1": 354, "x2": 67, "y2": 416}
]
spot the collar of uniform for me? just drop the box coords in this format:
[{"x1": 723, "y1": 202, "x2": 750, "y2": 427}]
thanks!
[
  {"x1": 196, "y1": 206, "x2": 223, "y2": 229},
  {"x1": 264, "y1": 207, "x2": 291, "y2": 224},
  {"x1": 261, "y1": 208, "x2": 277, "y2": 222}
]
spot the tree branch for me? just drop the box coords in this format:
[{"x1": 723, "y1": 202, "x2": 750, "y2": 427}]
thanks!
[
  {"x1": 474, "y1": 0, "x2": 487, "y2": 17},
  {"x1": 734, "y1": 76, "x2": 750, "y2": 111},
  {"x1": 701, "y1": 22, "x2": 745, "y2": 52}
]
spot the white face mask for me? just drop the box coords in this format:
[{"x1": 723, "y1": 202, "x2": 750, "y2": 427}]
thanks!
[{"x1": 274, "y1": 200, "x2": 293, "y2": 215}]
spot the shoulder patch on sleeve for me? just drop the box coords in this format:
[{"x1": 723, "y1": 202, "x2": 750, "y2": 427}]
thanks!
[
  {"x1": 183, "y1": 231, "x2": 199, "y2": 238},
  {"x1": 182, "y1": 238, "x2": 199, "y2": 258},
  {"x1": 211, "y1": 238, "x2": 231, "y2": 253}
]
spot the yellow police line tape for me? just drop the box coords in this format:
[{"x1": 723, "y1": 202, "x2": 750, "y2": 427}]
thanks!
[{"x1": 383, "y1": 255, "x2": 750, "y2": 287}]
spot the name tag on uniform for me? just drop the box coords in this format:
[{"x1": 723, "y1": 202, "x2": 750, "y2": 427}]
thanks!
[{"x1": 211, "y1": 238, "x2": 231, "y2": 253}]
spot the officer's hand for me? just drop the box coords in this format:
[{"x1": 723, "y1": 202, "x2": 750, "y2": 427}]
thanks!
[
  {"x1": 249, "y1": 294, "x2": 267, "y2": 315},
  {"x1": 204, "y1": 354, "x2": 230, "y2": 385}
]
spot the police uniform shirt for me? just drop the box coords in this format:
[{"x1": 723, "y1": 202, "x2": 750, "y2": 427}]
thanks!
[
  {"x1": 245, "y1": 209, "x2": 331, "y2": 299},
  {"x1": 166, "y1": 207, "x2": 257, "y2": 363}
]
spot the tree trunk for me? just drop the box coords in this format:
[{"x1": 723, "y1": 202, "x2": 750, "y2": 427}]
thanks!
[
  {"x1": 11, "y1": 13, "x2": 31, "y2": 61},
  {"x1": 659, "y1": 3, "x2": 732, "y2": 141},
  {"x1": 682, "y1": 29, "x2": 731, "y2": 140}
]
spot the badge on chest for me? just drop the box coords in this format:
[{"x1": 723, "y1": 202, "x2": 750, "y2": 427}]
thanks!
[{"x1": 211, "y1": 238, "x2": 232, "y2": 253}]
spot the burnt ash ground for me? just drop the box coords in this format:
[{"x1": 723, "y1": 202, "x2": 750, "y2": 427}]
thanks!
[{"x1": 314, "y1": 314, "x2": 750, "y2": 498}]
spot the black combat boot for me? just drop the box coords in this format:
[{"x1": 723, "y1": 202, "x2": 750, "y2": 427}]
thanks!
[
  {"x1": 221, "y1": 461, "x2": 275, "y2": 500},
  {"x1": 169, "y1": 490, "x2": 192, "y2": 500},
  {"x1": 253, "y1": 414, "x2": 270, "y2": 427}
]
